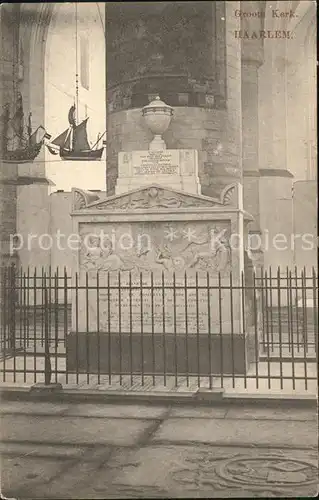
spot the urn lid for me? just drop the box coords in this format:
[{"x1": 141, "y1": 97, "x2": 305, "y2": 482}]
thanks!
[{"x1": 142, "y1": 96, "x2": 173, "y2": 115}]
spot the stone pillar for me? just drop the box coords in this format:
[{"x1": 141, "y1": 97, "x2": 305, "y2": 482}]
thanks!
[
  {"x1": 0, "y1": 4, "x2": 19, "y2": 266},
  {"x1": 239, "y1": 1, "x2": 266, "y2": 268},
  {"x1": 258, "y1": 34, "x2": 294, "y2": 272},
  {"x1": 13, "y1": 4, "x2": 52, "y2": 272},
  {"x1": 0, "y1": 170, "x2": 18, "y2": 266},
  {"x1": 106, "y1": 1, "x2": 242, "y2": 198},
  {"x1": 241, "y1": 59, "x2": 263, "y2": 266},
  {"x1": 209, "y1": 0, "x2": 243, "y2": 197}
]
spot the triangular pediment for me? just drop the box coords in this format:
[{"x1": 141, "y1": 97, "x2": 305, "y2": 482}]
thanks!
[{"x1": 72, "y1": 183, "x2": 238, "y2": 211}]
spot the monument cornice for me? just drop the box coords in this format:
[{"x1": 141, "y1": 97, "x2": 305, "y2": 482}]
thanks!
[
  {"x1": 71, "y1": 183, "x2": 242, "y2": 214},
  {"x1": 70, "y1": 211, "x2": 253, "y2": 224}
]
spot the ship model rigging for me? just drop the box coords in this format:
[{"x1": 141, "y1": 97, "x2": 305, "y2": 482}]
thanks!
[
  {"x1": 48, "y1": 3, "x2": 106, "y2": 161},
  {"x1": 1, "y1": 93, "x2": 52, "y2": 164}
]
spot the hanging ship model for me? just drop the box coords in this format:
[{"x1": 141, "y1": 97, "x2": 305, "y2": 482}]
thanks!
[
  {"x1": 0, "y1": 93, "x2": 52, "y2": 164},
  {"x1": 47, "y1": 3, "x2": 106, "y2": 162},
  {"x1": 47, "y1": 104, "x2": 106, "y2": 161}
]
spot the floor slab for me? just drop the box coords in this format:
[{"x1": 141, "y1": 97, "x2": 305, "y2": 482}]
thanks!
[
  {"x1": 225, "y1": 406, "x2": 317, "y2": 421},
  {"x1": 151, "y1": 418, "x2": 318, "y2": 448},
  {"x1": 169, "y1": 406, "x2": 228, "y2": 419},
  {"x1": 64, "y1": 403, "x2": 168, "y2": 419},
  {"x1": 0, "y1": 401, "x2": 70, "y2": 415},
  {"x1": 1, "y1": 414, "x2": 154, "y2": 446}
]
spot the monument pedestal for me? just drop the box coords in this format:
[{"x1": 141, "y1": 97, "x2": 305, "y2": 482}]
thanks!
[
  {"x1": 116, "y1": 150, "x2": 201, "y2": 195},
  {"x1": 67, "y1": 183, "x2": 257, "y2": 377},
  {"x1": 66, "y1": 331, "x2": 256, "y2": 376}
]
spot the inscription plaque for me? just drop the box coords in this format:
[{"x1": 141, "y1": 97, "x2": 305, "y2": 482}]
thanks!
[
  {"x1": 75, "y1": 272, "x2": 235, "y2": 334},
  {"x1": 132, "y1": 151, "x2": 179, "y2": 176},
  {"x1": 116, "y1": 149, "x2": 201, "y2": 194}
]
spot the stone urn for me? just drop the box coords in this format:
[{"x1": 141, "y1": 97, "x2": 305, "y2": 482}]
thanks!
[{"x1": 142, "y1": 96, "x2": 173, "y2": 150}]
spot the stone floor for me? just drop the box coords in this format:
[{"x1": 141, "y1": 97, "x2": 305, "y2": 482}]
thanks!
[
  {"x1": 0, "y1": 401, "x2": 318, "y2": 499},
  {"x1": 0, "y1": 351, "x2": 317, "y2": 396}
]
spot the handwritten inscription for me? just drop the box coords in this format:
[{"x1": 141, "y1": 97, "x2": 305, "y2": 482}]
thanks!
[{"x1": 133, "y1": 151, "x2": 179, "y2": 176}]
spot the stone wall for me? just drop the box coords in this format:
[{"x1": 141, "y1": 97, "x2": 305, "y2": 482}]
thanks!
[
  {"x1": 49, "y1": 191, "x2": 77, "y2": 274},
  {"x1": 16, "y1": 184, "x2": 51, "y2": 271}
]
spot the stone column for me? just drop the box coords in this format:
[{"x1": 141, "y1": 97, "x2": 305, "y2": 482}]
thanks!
[
  {"x1": 239, "y1": 1, "x2": 265, "y2": 268},
  {"x1": 0, "y1": 4, "x2": 19, "y2": 266},
  {"x1": 258, "y1": 35, "x2": 294, "y2": 272},
  {"x1": 14, "y1": 4, "x2": 52, "y2": 272},
  {"x1": 106, "y1": 1, "x2": 242, "y2": 198},
  {"x1": 202, "y1": 1, "x2": 243, "y2": 198},
  {"x1": 241, "y1": 59, "x2": 263, "y2": 266}
]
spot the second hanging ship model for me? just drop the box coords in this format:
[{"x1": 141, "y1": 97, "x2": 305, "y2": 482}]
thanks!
[
  {"x1": 48, "y1": 104, "x2": 105, "y2": 161},
  {"x1": 47, "y1": 2, "x2": 106, "y2": 161}
]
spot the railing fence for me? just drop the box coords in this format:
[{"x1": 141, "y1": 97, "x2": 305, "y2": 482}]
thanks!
[{"x1": 0, "y1": 265, "x2": 317, "y2": 393}]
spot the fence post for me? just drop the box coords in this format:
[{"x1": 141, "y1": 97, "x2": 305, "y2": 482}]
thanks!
[
  {"x1": 8, "y1": 263, "x2": 16, "y2": 351},
  {"x1": 0, "y1": 266, "x2": 5, "y2": 353},
  {"x1": 44, "y1": 284, "x2": 52, "y2": 385},
  {"x1": 30, "y1": 276, "x2": 62, "y2": 393}
]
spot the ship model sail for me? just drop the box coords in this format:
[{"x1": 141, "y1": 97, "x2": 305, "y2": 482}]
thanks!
[
  {"x1": 48, "y1": 105, "x2": 105, "y2": 161},
  {"x1": 0, "y1": 93, "x2": 51, "y2": 164}
]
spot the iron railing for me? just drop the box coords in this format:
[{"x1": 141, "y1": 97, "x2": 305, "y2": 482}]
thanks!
[{"x1": 0, "y1": 265, "x2": 317, "y2": 394}]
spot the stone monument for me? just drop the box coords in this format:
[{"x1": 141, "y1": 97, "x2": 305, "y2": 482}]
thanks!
[
  {"x1": 67, "y1": 98, "x2": 256, "y2": 378},
  {"x1": 116, "y1": 97, "x2": 201, "y2": 195}
]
